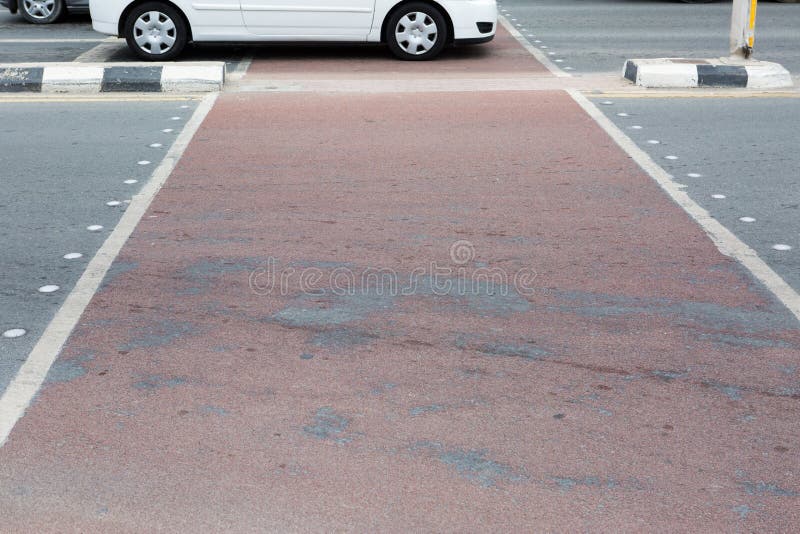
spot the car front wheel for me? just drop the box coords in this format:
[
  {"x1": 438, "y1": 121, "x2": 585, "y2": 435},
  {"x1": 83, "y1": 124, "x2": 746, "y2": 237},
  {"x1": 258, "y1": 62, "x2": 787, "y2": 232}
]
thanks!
[
  {"x1": 386, "y1": 2, "x2": 448, "y2": 61},
  {"x1": 124, "y1": 2, "x2": 188, "y2": 61},
  {"x1": 20, "y1": 0, "x2": 64, "y2": 24}
]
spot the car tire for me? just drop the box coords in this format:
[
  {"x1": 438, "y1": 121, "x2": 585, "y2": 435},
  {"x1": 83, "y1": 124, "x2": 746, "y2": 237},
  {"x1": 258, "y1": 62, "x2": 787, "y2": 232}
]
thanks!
[
  {"x1": 19, "y1": 0, "x2": 64, "y2": 24},
  {"x1": 386, "y1": 2, "x2": 448, "y2": 61},
  {"x1": 124, "y1": 2, "x2": 188, "y2": 61}
]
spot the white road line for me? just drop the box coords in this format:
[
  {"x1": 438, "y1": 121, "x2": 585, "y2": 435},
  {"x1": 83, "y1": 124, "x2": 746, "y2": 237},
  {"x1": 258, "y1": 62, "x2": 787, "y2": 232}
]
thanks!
[
  {"x1": 73, "y1": 37, "x2": 124, "y2": 63},
  {"x1": 568, "y1": 89, "x2": 800, "y2": 324},
  {"x1": 0, "y1": 38, "x2": 106, "y2": 43},
  {"x1": 228, "y1": 52, "x2": 254, "y2": 82},
  {"x1": 497, "y1": 16, "x2": 570, "y2": 78},
  {"x1": 0, "y1": 92, "x2": 219, "y2": 448}
]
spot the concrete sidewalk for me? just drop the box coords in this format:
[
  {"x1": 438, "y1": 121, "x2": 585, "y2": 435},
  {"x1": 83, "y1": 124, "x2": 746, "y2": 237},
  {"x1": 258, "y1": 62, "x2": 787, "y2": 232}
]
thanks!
[{"x1": 2, "y1": 35, "x2": 799, "y2": 532}]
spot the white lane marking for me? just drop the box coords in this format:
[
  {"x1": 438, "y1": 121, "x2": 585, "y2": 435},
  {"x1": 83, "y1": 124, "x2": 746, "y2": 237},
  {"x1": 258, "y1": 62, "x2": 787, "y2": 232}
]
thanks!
[
  {"x1": 170, "y1": 116, "x2": 182, "y2": 121},
  {"x1": 0, "y1": 93, "x2": 219, "y2": 448},
  {"x1": 773, "y1": 244, "x2": 793, "y2": 251},
  {"x1": 687, "y1": 173, "x2": 703, "y2": 178},
  {"x1": 63, "y1": 253, "x2": 83, "y2": 259},
  {"x1": 665, "y1": 155, "x2": 679, "y2": 160},
  {"x1": 73, "y1": 37, "x2": 124, "y2": 63},
  {"x1": 712, "y1": 194, "x2": 726, "y2": 199},
  {"x1": 2, "y1": 329, "x2": 26, "y2": 339},
  {"x1": 162, "y1": 129, "x2": 174, "y2": 133},
  {"x1": 630, "y1": 125, "x2": 643, "y2": 130},
  {"x1": 137, "y1": 160, "x2": 151, "y2": 165},
  {"x1": 647, "y1": 140, "x2": 660, "y2": 144},
  {"x1": 123, "y1": 179, "x2": 138, "y2": 184},
  {"x1": 740, "y1": 217, "x2": 756, "y2": 223},
  {"x1": 616, "y1": 112, "x2": 629, "y2": 117},
  {"x1": 568, "y1": 89, "x2": 800, "y2": 324},
  {"x1": 86, "y1": 225, "x2": 104, "y2": 232},
  {"x1": 228, "y1": 51, "x2": 254, "y2": 83},
  {"x1": 498, "y1": 16, "x2": 570, "y2": 78},
  {"x1": 149, "y1": 143, "x2": 163, "y2": 148},
  {"x1": 106, "y1": 201, "x2": 122, "y2": 207}
]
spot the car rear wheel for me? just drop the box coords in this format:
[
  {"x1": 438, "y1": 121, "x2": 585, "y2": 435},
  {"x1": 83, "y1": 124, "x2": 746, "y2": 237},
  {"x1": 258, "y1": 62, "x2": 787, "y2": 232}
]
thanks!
[
  {"x1": 124, "y1": 2, "x2": 188, "y2": 61},
  {"x1": 386, "y1": 2, "x2": 448, "y2": 61},
  {"x1": 20, "y1": 0, "x2": 64, "y2": 24}
]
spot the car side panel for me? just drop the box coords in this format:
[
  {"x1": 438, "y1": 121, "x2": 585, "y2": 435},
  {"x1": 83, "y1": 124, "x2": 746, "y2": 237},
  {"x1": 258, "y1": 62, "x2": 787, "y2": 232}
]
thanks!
[
  {"x1": 91, "y1": 0, "x2": 495, "y2": 42},
  {"x1": 91, "y1": 0, "x2": 249, "y2": 38}
]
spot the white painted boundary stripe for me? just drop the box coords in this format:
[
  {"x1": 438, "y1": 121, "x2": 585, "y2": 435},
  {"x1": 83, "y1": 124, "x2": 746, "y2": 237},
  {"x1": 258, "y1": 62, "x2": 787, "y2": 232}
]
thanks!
[
  {"x1": 498, "y1": 15, "x2": 570, "y2": 79},
  {"x1": 568, "y1": 89, "x2": 800, "y2": 324},
  {"x1": 0, "y1": 92, "x2": 219, "y2": 448},
  {"x1": 227, "y1": 52, "x2": 254, "y2": 82}
]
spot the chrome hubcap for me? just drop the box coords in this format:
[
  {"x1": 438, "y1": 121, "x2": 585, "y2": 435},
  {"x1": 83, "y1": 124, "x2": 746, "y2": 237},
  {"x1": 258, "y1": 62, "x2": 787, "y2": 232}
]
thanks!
[
  {"x1": 23, "y1": 0, "x2": 55, "y2": 19},
  {"x1": 133, "y1": 11, "x2": 177, "y2": 55},
  {"x1": 395, "y1": 12, "x2": 437, "y2": 56}
]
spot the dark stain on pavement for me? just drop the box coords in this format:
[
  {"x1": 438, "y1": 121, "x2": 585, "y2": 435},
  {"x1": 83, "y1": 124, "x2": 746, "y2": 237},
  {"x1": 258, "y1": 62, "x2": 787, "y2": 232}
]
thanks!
[
  {"x1": 303, "y1": 407, "x2": 354, "y2": 444},
  {"x1": 546, "y1": 289, "x2": 797, "y2": 338},
  {"x1": 737, "y1": 471, "x2": 798, "y2": 497},
  {"x1": 411, "y1": 441, "x2": 527, "y2": 488},
  {"x1": 455, "y1": 334, "x2": 550, "y2": 361},
  {"x1": 45, "y1": 352, "x2": 94, "y2": 384},
  {"x1": 133, "y1": 374, "x2": 187, "y2": 391},
  {"x1": 118, "y1": 319, "x2": 197, "y2": 351},
  {"x1": 99, "y1": 261, "x2": 139, "y2": 291}
]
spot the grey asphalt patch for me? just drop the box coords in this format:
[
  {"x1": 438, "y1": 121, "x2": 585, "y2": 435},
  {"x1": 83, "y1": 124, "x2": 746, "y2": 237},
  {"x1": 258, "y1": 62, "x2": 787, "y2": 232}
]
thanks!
[
  {"x1": 0, "y1": 99, "x2": 198, "y2": 394},
  {"x1": 592, "y1": 97, "x2": 800, "y2": 296}
]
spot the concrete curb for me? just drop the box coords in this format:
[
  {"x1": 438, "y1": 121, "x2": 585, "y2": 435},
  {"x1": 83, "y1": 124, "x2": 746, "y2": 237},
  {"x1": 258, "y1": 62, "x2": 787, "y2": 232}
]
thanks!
[
  {"x1": 623, "y1": 58, "x2": 793, "y2": 89},
  {"x1": 0, "y1": 63, "x2": 225, "y2": 93}
]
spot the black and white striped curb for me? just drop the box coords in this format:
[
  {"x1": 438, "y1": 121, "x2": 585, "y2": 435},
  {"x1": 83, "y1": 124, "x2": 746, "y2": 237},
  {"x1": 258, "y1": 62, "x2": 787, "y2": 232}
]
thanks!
[
  {"x1": 0, "y1": 63, "x2": 224, "y2": 93},
  {"x1": 623, "y1": 58, "x2": 792, "y2": 89}
]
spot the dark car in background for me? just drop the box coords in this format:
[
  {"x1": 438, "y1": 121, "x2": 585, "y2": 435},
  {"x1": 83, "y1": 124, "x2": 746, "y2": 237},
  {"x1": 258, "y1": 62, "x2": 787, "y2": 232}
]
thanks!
[{"x1": 0, "y1": 0, "x2": 88, "y2": 24}]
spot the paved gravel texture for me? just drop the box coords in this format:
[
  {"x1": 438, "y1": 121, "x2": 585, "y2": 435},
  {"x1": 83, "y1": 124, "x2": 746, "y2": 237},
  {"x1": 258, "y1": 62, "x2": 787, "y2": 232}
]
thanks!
[
  {"x1": 595, "y1": 96, "x2": 800, "y2": 295},
  {"x1": 0, "y1": 99, "x2": 197, "y2": 393},
  {"x1": 499, "y1": 0, "x2": 800, "y2": 74}
]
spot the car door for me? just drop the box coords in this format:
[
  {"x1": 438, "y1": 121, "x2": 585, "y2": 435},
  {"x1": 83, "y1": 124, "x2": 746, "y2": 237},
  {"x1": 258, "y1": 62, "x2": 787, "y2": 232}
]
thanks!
[
  {"x1": 189, "y1": 0, "x2": 244, "y2": 34},
  {"x1": 241, "y1": 0, "x2": 376, "y2": 39}
]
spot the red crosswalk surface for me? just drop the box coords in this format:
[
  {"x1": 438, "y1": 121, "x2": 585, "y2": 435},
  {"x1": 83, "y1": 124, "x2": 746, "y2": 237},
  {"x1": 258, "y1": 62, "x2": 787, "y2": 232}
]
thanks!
[{"x1": 2, "y1": 28, "x2": 798, "y2": 531}]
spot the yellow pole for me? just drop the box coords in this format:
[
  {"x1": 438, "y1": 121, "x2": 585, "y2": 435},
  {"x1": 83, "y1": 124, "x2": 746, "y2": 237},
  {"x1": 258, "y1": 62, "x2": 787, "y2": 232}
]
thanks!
[{"x1": 748, "y1": 0, "x2": 758, "y2": 49}]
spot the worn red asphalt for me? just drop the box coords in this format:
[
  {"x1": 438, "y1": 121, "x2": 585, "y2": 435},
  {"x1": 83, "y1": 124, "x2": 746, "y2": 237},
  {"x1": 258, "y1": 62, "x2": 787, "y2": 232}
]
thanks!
[{"x1": 2, "y1": 36, "x2": 800, "y2": 533}]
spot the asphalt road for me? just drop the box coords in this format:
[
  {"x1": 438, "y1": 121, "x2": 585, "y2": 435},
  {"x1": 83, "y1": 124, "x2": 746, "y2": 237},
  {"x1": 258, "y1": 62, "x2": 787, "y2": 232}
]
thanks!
[
  {"x1": 499, "y1": 0, "x2": 800, "y2": 75},
  {"x1": 0, "y1": 98, "x2": 198, "y2": 393},
  {"x1": 593, "y1": 96, "x2": 800, "y2": 294}
]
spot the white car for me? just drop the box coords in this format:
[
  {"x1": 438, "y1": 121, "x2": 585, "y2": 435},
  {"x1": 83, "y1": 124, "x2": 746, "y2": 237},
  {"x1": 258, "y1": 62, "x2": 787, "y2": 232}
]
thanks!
[{"x1": 90, "y1": 0, "x2": 497, "y2": 61}]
